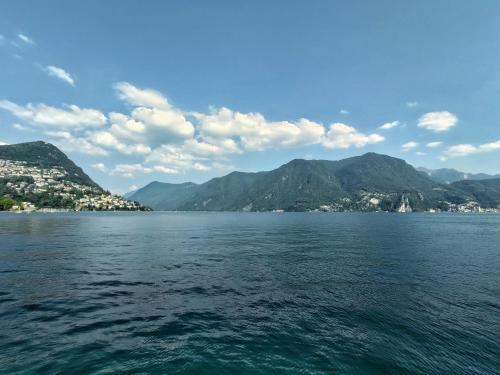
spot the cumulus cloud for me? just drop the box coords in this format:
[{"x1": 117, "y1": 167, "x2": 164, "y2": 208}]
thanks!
[
  {"x1": 426, "y1": 141, "x2": 443, "y2": 148},
  {"x1": 45, "y1": 65, "x2": 75, "y2": 86},
  {"x1": 418, "y1": 111, "x2": 457, "y2": 132},
  {"x1": 45, "y1": 131, "x2": 108, "y2": 156},
  {"x1": 89, "y1": 131, "x2": 151, "y2": 155},
  {"x1": 379, "y1": 121, "x2": 399, "y2": 130},
  {"x1": 91, "y1": 163, "x2": 108, "y2": 172},
  {"x1": 441, "y1": 140, "x2": 500, "y2": 159},
  {"x1": 195, "y1": 107, "x2": 326, "y2": 151},
  {"x1": 115, "y1": 82, "x2": 169, "y2": 109},
  {"x1": 18, "y1": 33, "x2": 35, "y2": 45},
  {"x1": 402, "y1": 141, "x2": 418, "y2": 152},
  {"x1": 110, "y1": 163, "x2": 178, "y2": 178},
  {"x1": 0, "y1": 100, "x2": 106, "y2": 129},
  {"x1": 13, "y1": 123, "x2": 30, "y2": 131},
  {"x1": 322, "y1": 123, "x2": 384, "y2": 149},
  {"x1": 2, "y1": 82, "x2": 388, "y2": 177},
  {"x1": 131, "y1": 106, "x2": 195, "y2": 139}
]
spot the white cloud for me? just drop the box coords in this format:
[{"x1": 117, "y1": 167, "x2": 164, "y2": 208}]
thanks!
[
  {"x1": 145, "y1": 144, "x2": 200, "y2": 171},
  {"x1": 441, "y1": 140, "x2": 500, "y2": 159},
  {"x1": 183, "y1": 138, "x2": 240, "y2": 156},
  {"x1": 2, "y1": 82, "x2": 390, "y2": 178},
  {"x1": 0, "y1": 141, "x2": 8, "y2": 145},
  {"x1": 339, "y1": 109, "x2": 349, "y2": 115},
  {"x1": 91, "y1": 163, "x2": 108, "y2": 172},
  {"x1": 45, "y1": 65, "x2": 75, "y2": 86},
  {"x1": 108, "y1": 112, "x2": 146, "y2": 142},
  {"x1": 144, "y1": 141, "x2": 234, "y2": 174},
  {"x1": 418, "y1": 111, "x2": 457, "y2": 132},
  {"x1": 128, "y1": 185, "x2": 138, "y2": 192},
  {"x1": 195, "y1": 107, "x2": 325, "y2": 151},
  {"x1": 402, "y1": 141, "x2": 418, "y2": 152},
  {"x1": 115, "y1": 82, "x2": 169, "y2": 109},
  {"x1": 322, "y1": 123, "x2": 384, "y2": 149},
  {"x1": 416, "y1": 151, "x2": 427, "y2": 156},
  {"x1": 110, "y1": 163, "x2": 178, "y2": 178},
  {"x1": 131, "y1": 106, "x2": 195, "y2": 139},
  {"x1": 0, "y1": 100, "x2": 106, "y2": 129},
  {"x1": 90, "y1": 131, "x2": 151, "y2": 155},
  {"x1": 18, "y1": 33, "x2": 35, "y2": 45},
  {"x1": 13, "y1": 123, "x2": 29, "y2": 131},
  {"x1": 379, "y1": 121, "x2": 399, "y2": 130},
  {"x1": 406, "y1": 101, "x2": 419, "y2": 108},
  {"x1": 45, "y1": 131, "x2": 108, "y2": 156},
  {"x1": 426, "y1": 141, "x2": 443, "y2": 148}
]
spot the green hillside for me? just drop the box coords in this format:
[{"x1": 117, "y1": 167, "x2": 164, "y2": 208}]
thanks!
[
  {"x1": 0, "y1": 141, "x2": 102, "y2": 189},
  {"x1": 451, "y1": 179, "x2": 500, "y2": 208},
  {"x1": 131, "y1": 153, "x2": 483, "y2": 212}
]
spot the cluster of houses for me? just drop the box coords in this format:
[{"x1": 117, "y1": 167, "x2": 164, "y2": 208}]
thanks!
[
  {"x1": 76, "y1": 194, "x2": 142, "y2": 211},
  {"x1": 432, "y1": 201, "x2": 499, "y2": 213},
  {"x1": 0, "y1": 159, "x2": 101, "y2": 195},
  {"x1": 1, "y1": 159, "x2": 144, "y2": 211}
]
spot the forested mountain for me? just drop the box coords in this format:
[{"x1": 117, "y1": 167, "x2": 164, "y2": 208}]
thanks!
[
  {"x1": 131, "y1": 153, "x2": 499, "y2": 212},
  {"x1": 417, "y1": 167, "x2": 500, "y2": 184}
]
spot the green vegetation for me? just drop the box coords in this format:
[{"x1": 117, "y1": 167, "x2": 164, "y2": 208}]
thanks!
[
  {"x1": 417, "y1": 167, "x2": 500, "y2": 184},
  {"x1": 0, "y1": 141, "x2": 103, "y2": 189},
  {"x1": 0, "y1": 141, "x2": 147, "y2": 211},
  {"x1": 130, "y1": 153, "x2": 498, "y2": 212},
  {"x1": 0, "y1": 197, "x2": 16, "y2": 211},
  {"x1": 450, "y1": 179, "x2": 500, "y2": 208}
]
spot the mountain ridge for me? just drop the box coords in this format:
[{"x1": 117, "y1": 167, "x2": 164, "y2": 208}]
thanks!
[
  {"x1": 417, "y1": 166, "x2": 500, "y2": 184},
  {"x1": 130, "y1": 153, "x2": 499, "y2": 212}
]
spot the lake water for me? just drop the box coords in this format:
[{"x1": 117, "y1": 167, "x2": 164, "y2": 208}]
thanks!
[{"x1": 0, "y1": 212, "x2": 499, "y2": 374}]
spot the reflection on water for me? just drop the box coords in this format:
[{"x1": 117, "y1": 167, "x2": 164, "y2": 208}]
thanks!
[{"x1": 1, "y1": 212, "x2": 499, "y2": 374}]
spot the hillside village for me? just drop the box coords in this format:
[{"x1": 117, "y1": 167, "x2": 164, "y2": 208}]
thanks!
[{"x1": 0, "y1": 158, "x2": 145, "y2": 212}]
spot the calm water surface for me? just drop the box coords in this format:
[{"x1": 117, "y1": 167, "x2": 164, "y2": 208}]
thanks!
[{"x1": 0, "y1": 212, "x2": 499, "y2": 374}]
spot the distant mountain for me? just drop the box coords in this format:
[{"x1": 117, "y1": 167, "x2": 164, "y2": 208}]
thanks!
[
  {"x1": 0, "y1": 141, "x2": 146, "y2": 211},
  {"x1": 131, "y1": 153, "x2": 495, "y2": 212},
  {"x1": 129, "y1": 181, "x2": 198, "y2": 210},
  {"x1": 450, "y1": 179, "x2": 500, "y2": 208},
  {"x1": 417, "y1": 167, "x2": 500, "y2": 184}
]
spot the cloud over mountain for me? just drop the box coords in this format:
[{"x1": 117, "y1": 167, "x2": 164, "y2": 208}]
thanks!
[{"x1": 1, "y1": 82, "x2": 385, "y2": 176}]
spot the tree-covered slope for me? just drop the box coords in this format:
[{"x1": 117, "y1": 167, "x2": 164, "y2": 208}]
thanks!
[
  {"x1": 0, "y1": 141, "x2": 102, "y2": 189},
  {"x1": 450, "y1": 179, "x2": 500, "y2": 208},
  {"x1": 131, "y1": 153, "x2": 481, "y2": 212},
  {"x1": 130, "y1": 181, "x2": 198, "y2": 210},
  {"x1": 418, "y1": 167, "x2": 500, "y2": 184}
]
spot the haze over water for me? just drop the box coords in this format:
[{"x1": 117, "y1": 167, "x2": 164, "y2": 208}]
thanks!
[{"x1": 0, "y1": 212, "x2": 499, "y2": 374}]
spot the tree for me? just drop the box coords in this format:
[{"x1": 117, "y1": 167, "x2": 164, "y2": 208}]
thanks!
[{"x1": 0, "y1": 197, "x2": 17, "y2": 211}]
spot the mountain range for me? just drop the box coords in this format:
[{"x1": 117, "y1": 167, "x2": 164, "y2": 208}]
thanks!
[
  {"x1": 129, "y1": 153, "x2": 500, "y2": 212},
  {"x1": 2, "y1": 141, "x2": 498, "y2": 213},
  {"x1": 417, "y1": 167, "x2": 500, "y2": 184}
]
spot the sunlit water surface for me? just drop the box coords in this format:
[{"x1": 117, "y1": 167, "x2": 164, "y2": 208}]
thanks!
[{"x1": 0, "y1": 212, "x2": 499, "y2": 374}]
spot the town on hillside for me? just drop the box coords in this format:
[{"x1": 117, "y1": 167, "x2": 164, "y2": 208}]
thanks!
[{"x1": 0, "y1": 159, "x2": 147, "y2": 212}]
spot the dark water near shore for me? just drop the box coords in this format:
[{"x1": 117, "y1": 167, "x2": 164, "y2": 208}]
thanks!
[{"x1": 0, "y1": 212, "x2": 499, "y2": 374}]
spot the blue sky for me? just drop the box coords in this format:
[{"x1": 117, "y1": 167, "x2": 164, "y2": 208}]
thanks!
[{"x1": 1, "y1": 1, "x2": 500, "y2": 193}]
